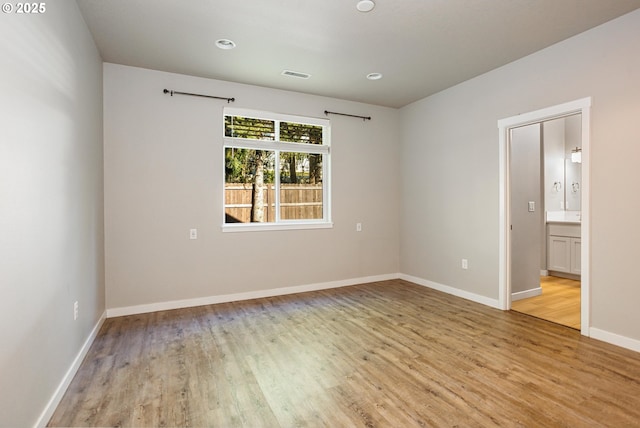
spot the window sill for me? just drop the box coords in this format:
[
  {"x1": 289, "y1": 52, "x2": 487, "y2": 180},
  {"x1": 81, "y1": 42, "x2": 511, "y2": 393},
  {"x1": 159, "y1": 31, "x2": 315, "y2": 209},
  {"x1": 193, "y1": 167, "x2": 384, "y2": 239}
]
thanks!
[{"x1": 222, "y1": 221, "x2": 333, "y2": 233}]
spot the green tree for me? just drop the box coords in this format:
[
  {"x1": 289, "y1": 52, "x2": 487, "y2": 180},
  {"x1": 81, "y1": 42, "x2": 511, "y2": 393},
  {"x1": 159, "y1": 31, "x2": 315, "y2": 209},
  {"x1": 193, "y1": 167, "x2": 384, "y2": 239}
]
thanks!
[{"x1": 280, "y1": 122, "x2": 322, "y2": 185}]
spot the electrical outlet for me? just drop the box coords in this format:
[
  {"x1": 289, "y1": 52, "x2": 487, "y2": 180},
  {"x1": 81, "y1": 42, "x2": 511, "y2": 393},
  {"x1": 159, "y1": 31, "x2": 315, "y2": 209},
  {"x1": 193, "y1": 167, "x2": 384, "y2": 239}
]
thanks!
[
  {"x1": 73, "y1": 301, "x2": 78, "y2": 321},
  {"x1": 462, "y1": 259, "x2": 468, "y2": 270},
  {"x1": 356, "y1": 223, "x2": 362, "y2": 232},
  {"x1": 190, "y1": 228, "x2": 198, "y2": 239}
]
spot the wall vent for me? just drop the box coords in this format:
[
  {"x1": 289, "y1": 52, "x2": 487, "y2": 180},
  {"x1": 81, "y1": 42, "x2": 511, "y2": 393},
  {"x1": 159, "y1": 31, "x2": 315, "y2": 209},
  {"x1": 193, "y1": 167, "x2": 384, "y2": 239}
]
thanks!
[{"x1": 282, "y1": 70, "x2": 311, "y2": 79}]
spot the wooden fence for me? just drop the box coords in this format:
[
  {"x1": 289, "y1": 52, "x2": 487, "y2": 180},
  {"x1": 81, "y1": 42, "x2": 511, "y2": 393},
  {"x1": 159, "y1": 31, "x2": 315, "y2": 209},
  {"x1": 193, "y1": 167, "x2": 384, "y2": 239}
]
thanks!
[{"x1": 225, "y1": 184, "x2": 323, "y2": 223}]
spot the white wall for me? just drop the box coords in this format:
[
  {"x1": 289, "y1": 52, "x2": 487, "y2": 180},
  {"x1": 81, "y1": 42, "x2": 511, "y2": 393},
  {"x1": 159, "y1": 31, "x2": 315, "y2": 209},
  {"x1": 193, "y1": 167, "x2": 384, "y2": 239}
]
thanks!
[
  {"x1": 0, "y1": 3, "x2": 104, "y2": 427},
  {"x1": 400, "y1": 9, "x2": 640, "y2": 342},
  {"x1": 104, "y1": 64, "x2": 400, "y2": 310}
]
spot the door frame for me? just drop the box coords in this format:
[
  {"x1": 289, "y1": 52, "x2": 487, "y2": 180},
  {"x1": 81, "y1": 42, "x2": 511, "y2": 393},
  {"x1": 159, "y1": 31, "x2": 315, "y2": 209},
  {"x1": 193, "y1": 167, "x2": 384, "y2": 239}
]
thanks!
[{"x1": 498, "y1": 97, "x2": 591, "y2": 336}]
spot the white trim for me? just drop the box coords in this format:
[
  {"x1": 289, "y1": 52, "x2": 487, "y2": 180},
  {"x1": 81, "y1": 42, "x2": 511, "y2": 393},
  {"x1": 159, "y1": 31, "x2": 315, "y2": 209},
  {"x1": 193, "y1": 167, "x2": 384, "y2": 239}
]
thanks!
[
  {"x1": 498, "y1": 97, "x2": 591, "y2": 337},
  {"x1": 35, "y1": 311, "x2": 107, "y2": 428},
  {"x1": 222, "y1": 221, "x2": 333, "y2": 233},
  {"x1": 399, "y1": 274, "x2": 501, "y2": 309},
  {"x1": 106, "y1": 273, "x2": 400, "y2": 318},
  {"x1": 224, "y1": 107, "x2": 331, "y2": 127},
  {"x1": 496, "y1": 98, "x2": 590, "y2": 129},
  {"x1": 511, "y1": 287, "x2": 542, "y2": 301},
  {"x1": 579, "y1": 105, "x2": 591, "y2": 336},
  {"x1": 590, "y1": 328, "x2": 640, "y2": 353},
  {"x1": 224, "y1": 138, "x2": 330, "y2": 154}
]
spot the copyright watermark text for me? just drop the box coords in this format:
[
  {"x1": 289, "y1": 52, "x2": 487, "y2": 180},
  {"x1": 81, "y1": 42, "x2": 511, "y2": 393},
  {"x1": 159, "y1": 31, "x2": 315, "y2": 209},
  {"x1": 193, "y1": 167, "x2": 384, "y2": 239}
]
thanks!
[{"x1": 2, "y1": 3, "x2": 47, "y2": 14}]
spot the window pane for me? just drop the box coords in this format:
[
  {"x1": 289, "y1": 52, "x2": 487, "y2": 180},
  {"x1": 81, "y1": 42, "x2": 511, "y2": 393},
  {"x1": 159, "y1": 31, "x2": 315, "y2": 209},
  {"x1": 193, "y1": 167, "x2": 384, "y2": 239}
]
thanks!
[
  {"x1": 279, "y1": 152, "x2": 323, "y2": 220},
  {"x1": 225, "y1": 148, "x2": 275, "y2": 223},
  {"x1": 279, "y1": 121, "x2": 323, "y2": 145},
  {"x1": 225, "y1": 116, "x2": 275, "y2": 140}
]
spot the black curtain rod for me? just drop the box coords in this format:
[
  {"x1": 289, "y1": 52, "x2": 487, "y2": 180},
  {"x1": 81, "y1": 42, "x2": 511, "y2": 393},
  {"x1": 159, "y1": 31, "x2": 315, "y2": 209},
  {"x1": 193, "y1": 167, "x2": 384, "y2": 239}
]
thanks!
[
  {"x1": 163, "y1": 89, "x2": 235, "y2": 103},
  {"x1": 324, "y1": 110, "x2": 371, "y2": 121}
]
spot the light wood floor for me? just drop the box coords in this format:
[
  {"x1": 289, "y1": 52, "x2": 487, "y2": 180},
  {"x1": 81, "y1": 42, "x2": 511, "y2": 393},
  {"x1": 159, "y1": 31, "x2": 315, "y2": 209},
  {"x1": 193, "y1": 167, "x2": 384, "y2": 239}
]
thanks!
[
  {"x1": 511, "y1": 276, "x2": 581, "y2": 330},
  {"x1": 49, "y1": 280, "x2": 640, "y2": 427}
]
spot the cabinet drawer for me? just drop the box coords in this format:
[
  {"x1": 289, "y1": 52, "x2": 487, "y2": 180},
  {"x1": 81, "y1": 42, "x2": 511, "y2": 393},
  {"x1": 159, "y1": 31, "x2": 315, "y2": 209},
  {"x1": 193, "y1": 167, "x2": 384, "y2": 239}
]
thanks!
[{"x1": 547, "y1": 224, "x2": 581, "y2": 238}]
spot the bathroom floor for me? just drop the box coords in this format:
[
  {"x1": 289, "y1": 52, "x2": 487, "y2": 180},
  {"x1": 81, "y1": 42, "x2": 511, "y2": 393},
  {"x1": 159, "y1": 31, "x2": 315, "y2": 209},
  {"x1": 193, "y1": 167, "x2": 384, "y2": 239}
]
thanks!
[{"x1": 511, "y1": 276, "x2": 581, "y2": 330}]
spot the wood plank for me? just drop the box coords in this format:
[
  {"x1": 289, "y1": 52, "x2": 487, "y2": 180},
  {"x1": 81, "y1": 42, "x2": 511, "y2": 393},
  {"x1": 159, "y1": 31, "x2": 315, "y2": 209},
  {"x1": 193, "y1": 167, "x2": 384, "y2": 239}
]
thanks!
[
  {"x1": 512, "y1": 275, "x2": 581, "y2": 329},
  {"x1": 48, "y1": 280, "x2": 640, "y2": 427}
]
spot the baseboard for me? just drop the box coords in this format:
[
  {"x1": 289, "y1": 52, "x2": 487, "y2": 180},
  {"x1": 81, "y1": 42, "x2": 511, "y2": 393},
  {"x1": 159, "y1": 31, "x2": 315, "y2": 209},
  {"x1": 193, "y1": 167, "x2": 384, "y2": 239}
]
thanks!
[
  {"x1": 106, "y1": 273, "x2": 401, "y2": 318},
  {"x1": 107, "y1": 273, "x2": 507, "y2": 318},
  {"x1": 35, "y1": 311, "x2": 107, "y2": 428},
  {"x1": 399, "y1": 273, "x2": 501, "y2": 309},
  {"x1": 105, "y1": 273, "x2": 640, "y2": 355},
  {"x1": 511, "y1": 287, "x2": 542, "y2": 301},
  {"x1": 547, "y1": 270, "x2": 580, "y2": 281},
  {"x1": 589, "y1": 327, "x2": 640, "y2": 353}
]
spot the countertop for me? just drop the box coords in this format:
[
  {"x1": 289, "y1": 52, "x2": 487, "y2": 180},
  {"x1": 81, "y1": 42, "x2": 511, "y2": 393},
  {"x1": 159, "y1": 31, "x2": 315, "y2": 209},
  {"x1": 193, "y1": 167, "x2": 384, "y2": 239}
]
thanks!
[{"x1": 546, "y1": 210, "x2": 581, "y2": 224}]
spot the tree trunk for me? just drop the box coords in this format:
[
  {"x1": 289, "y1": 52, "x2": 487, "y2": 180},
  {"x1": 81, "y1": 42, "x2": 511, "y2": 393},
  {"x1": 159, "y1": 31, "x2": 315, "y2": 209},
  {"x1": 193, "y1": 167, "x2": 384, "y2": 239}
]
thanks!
[
  {"x1": 251, "y1": 150, "x2": 265, "y2": 222},
  {"x1": 289, "y1": 153, "x2": 297, "y2": 183},
  {"x1": 309, "y1": 154, "x2": 320, "y2": 184}
]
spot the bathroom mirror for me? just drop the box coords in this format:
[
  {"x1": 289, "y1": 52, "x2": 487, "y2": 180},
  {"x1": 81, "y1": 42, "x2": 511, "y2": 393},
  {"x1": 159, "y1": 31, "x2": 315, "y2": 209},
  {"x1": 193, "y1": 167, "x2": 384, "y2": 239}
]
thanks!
[
  {"x1": 543, "y1": 114, "x2": 582, "y2": 213},
  {"x1": 565, "y1": 158, "x2": 581, "y2": 211}
]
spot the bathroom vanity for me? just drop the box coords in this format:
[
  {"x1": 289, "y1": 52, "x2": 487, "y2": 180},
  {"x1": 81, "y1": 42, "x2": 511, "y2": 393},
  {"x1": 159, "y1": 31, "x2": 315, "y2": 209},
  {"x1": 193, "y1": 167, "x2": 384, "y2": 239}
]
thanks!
[{"x1": 546, "y1": 211, "x2": 581, "y2": 278}]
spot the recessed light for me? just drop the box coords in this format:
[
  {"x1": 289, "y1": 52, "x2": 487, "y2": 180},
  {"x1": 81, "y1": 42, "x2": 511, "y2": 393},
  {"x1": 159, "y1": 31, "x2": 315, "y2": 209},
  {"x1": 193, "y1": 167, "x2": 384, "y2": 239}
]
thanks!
[
  {"x1": 366, "y1": 72, "x2": 383, "y2": 80},
  {"x1": 357, "y1": 0, "x2": 375, "y2": 12},
  {"x1": 216, "y1": 39, "x2": 236, "y2": 50}
]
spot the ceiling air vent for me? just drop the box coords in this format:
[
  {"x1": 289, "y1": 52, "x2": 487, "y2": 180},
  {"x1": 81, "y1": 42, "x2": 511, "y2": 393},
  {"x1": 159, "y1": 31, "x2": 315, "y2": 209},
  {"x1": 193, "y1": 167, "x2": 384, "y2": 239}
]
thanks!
[{"x1": 282, "y1": 70, "x2": 311, "y2": 79}]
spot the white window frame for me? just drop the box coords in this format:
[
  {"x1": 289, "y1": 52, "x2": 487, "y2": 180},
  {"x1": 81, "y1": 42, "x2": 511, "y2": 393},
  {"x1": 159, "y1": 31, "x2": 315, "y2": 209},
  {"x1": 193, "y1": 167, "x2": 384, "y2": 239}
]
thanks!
[{"x1": 222, "y1": 107, "x2": 332, "y2": 232}]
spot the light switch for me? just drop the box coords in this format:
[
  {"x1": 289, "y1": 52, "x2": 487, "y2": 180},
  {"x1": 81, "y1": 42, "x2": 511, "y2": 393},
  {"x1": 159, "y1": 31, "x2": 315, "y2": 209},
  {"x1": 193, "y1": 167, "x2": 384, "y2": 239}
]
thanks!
[
  {"x1": 189, "y1": 228, "x2": 197, "y2": 239},
  {"x1": 528, "y1": 201, "x2": 535, "y2": 212}
]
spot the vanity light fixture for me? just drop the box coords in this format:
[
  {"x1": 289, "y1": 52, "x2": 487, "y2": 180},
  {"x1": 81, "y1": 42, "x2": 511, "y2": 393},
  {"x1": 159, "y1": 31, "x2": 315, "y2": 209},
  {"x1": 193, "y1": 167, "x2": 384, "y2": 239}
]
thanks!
[
  {"x1": 216, "y1": 39, "x2": 236, "y2": 50},
  {"x1": 571, "y1": 147, "x2": 582, "y2": 163},
  {"x1": 356, "y1": 0, "x2": 375, "y2": 12}
]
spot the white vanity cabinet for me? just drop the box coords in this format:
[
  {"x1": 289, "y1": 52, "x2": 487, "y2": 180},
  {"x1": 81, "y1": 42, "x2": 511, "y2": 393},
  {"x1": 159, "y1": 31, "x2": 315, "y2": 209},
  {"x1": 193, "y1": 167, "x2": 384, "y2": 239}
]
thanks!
[{"x1": 547, "y1": 223, "x2": 581, "y2": 276}]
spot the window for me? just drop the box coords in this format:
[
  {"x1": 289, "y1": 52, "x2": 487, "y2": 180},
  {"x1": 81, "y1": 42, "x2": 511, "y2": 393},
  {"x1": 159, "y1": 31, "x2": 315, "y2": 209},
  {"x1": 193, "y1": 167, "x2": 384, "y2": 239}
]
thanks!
[{"x1": 223, "y1": 108, "x2": 331, "y2": 231}]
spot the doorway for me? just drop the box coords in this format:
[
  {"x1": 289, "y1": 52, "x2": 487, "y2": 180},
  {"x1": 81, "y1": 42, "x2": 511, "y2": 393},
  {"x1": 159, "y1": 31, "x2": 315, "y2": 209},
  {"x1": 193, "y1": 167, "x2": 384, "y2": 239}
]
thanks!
[
  {"x1": 508, "y1": 116, "x2": 582, "y2": 330},
  {"x1": 498, "y1": 98, "x2": 591, "y2": 336}
]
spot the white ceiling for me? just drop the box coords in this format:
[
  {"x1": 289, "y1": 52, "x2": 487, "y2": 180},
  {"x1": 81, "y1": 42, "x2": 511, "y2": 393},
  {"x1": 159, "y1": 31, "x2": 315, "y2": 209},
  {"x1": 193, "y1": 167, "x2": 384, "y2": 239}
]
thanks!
[{"x1": 77, "y1": 0, "x2": 640, "y2": 108}]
